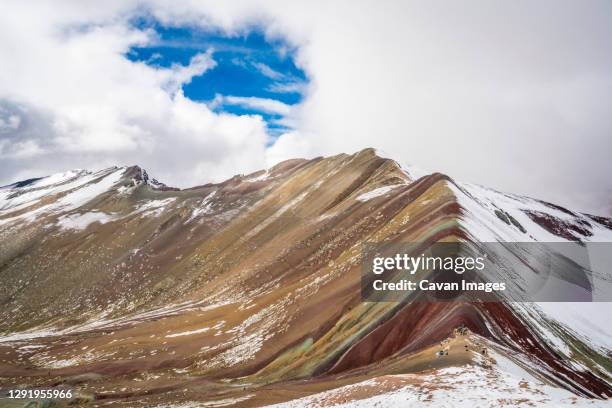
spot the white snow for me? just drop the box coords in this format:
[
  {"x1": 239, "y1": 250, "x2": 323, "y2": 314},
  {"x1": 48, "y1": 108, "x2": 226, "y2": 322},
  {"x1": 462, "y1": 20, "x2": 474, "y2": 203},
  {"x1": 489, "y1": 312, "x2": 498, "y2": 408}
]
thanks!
[
  {"x1": 489, "y1": 349, "x2": 541, "y2": 383},
  {"x1": 148, "y1": 178, "x2": 166, "y2": 189},
  {"x1": 0, "y1": 328, "x2": 60, "y2": 343},
  {"x1": 449, "y1": 181, "x2": 556, "y2": 242},
  {"x1": 152, "y1": 395, "x2": 254, "y2": 408},
  {"x1": 134, "y1": 197, "x2": 177, "y2": 217},
  {"x1": 54, "y1": 168, "x2": 124, "y2": 211},
  {"x1": 356, "y1": 184, "x2": 403, "y2": 202},
  {"x1": 536, "y1": 302, "x2": 612, "y2": 353},
  {"x1": 449, "y1": 181, "x2": 612, "y2": 245},
  {"x1": 202, "y1": 298, "x2": 290, "y2": 369},
  {"x1": 30, "y1": 170, "x2": 84, "y2": 188},
  {"x1": 117, "y1": 184, "x2": 135, "y2": 196},
  {"x1": 56, "y1": 211, "x2": 118, "y2": 230},
  {"x1": 242, "y1": 189, "x2": 310, "y2": 240},
  {"x1": 0, "y1": 167, "x2": 125, "y2": 228},
  {"x1": 166, "y1": 327, "x2": 211, "y2": 338},
  {"x1": 268, "y1": 364, "x2": 607, "y2": 407},
  {"x1": 188, "y1": 190, "x2": 217, "y2": 221},
  {"x1": 0, "y1": 301, "x2": 231, "y2": 344},
  {"x1": 445, "y1": 179, "x2": 612, "y2": 358},
  {"x1": 0, "y1": 168, "x2": 122, "y2": 213},
  {"x1": 246, "y1": 171, "x2": 271, "y2": 182},
  {"x1": 199, "y1": 394, "x2": 254, "y2": 407},
  {"x1": 589, "y1": 220, "x2": 612, "y2": 242},
  {"x1": 512, "y1": 302, "x2": 574, "y2": 357},
  {"x1": 0, "y1": 172, "x2": 90, "y2": 213}
]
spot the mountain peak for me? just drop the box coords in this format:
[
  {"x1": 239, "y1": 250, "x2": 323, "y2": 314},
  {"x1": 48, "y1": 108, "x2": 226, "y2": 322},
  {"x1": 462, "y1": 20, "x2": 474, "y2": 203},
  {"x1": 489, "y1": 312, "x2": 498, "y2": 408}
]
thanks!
[
  {"x1": 122, "y1": 165, "x2": 176, "y2": 191},
  {"x1": 1, "y1": 150, "x2": 612, "y2": 404}
]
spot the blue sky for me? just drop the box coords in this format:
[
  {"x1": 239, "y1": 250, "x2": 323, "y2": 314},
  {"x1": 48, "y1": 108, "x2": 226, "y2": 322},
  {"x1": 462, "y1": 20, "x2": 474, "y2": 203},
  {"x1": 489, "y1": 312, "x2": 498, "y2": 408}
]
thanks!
[
  {"x1": 2, "y1": 1, "x2": 610, "y2": 214},
  {"x1": 126, "y1": 19, "x2": 308, "y2": 138}
]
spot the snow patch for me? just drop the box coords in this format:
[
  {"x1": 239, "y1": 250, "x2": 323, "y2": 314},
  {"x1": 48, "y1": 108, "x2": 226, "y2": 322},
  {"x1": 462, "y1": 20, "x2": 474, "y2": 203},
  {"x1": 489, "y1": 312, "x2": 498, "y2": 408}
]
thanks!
[
  {"x1": 537, "y1": 302, "x2": 612, "y2": 354},
  {"x1": 268, "y1": 364, "x2": 603, "y2": 407},
  {"x1": 57, "y1": 211, "x2": 118, "y2": 230},
  {"x1": 356, "y1": 184, "x2": 402, "y2": 202},
  {"x1": 30, "y1": 170, "x2": 85, "y2": 188},
  {"x1": 135, "y1": 197, "x2": 177, "y2": 217},
  {"x1": 54, "y1": 169, "x2": 124, "y2": 211},
  {"x1": 188, "y1": 190, "x2": 217, "y2": 221},
  {"x1": 246, "y1": 171, "x2": 271, "y2": 182},
  {"x1": 166, "y1": 326, "x2": 211, "y2": 338}
]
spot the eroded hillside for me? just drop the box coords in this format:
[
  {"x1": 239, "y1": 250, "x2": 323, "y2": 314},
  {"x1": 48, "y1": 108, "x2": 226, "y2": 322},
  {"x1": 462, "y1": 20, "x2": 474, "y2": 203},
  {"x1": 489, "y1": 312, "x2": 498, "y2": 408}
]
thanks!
[{"x1": 1, "y1": 149, "x2": 611, "y2": 407}]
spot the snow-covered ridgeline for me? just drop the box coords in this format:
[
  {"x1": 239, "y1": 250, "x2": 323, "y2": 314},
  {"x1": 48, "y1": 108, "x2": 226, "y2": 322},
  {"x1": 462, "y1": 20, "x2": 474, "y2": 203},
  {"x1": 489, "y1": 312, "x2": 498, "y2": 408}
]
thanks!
[
  {"x1": 448, "y1": 181, "x2": 612, "y2": 243},
  {"x1": 0, "y1": 167, "x2": 182, "y2": 229},
  {"x1": 0, "y1": 167, "x2": 126, "y2": 222},
  {"x1": 445, "y1": 180, "x2": 612, "y2": 370}
]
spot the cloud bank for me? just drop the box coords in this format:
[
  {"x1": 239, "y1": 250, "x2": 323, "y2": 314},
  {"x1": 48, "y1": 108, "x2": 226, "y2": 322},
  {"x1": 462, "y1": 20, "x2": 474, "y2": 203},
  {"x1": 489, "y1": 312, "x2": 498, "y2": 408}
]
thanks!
[
  {"x1": 0, "y1": 1, "x2": 269, "y2": 188},
  {"x1": 1, "y1": 0, "x2": 611, "y2": 214}
]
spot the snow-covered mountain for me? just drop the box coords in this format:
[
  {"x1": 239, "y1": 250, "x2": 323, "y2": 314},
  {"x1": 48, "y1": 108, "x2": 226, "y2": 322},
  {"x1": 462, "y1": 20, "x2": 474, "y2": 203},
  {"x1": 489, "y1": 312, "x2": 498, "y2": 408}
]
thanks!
[{"x1": 0, "y1": 149, "x2": 610, "y2": 407}]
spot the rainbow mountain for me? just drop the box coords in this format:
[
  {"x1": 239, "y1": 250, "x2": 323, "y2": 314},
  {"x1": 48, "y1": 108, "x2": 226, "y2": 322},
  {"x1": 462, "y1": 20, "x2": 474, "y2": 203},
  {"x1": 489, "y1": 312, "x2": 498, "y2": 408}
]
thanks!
[{"x1": 1, "y1": 148, "x2": 611, "y2": 407}]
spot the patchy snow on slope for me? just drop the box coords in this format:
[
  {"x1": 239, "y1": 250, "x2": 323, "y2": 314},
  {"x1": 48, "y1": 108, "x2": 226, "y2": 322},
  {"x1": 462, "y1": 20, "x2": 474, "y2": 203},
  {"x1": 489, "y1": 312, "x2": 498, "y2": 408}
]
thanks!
[
  {"x1": 450, "y1": 182, "x2": 554, "y2": 242},
  {"x1": 246, "y1": 170, "x2": 271, "y2": 182},
  {"x1": 188, "y1": 190, "x2": 217, "y2": 221},
  {"x1": 448, "y1": 179, "x2": 612, "y2": 361},
  {"x1": 31, "y1": 348, "x2": 119, "y2": 369},
  {"x1": 488, "y1": 349, "x2": 541, "y2": 384},
  {"x1": 29, "y1": 170, "x2": 85, "y2": 188},
  {"x1": 0, "y1": 204, "x2": 52, "y2": 227},
  {"x1": 148, "y1": 178, "x2": 166, "y2": 189},
  {"x1": 242, "y1": 189, "x2": 310, "y2": 240},
  {"x1": 0, "y1": 168, "x2": 125, "y2": 212},
  {"x1": 166, "y1": 326, "x2": 211, "y2": 338},
  {"x1": 0, "y1": 167, "x2": 126, "y2": 229},
  {"x1": 450, "y1": 181, "x2": 611, "y2": 244},
  {"x1": 152, "y1": 395, "x2": 255, "y2": 408},
  {"x1": 202, "y1": 297, "x2": 291, "y2": 369},
  {"x1": 356, "y1": 185, "x2": 403, "y2": 202},
  {"x1": 199, "y1": 394, "x2": 255, "y2": 407},
  {"x1": 512, "y1": 302, "x2": 574, "y2": 358},
  {"x1": 0, "y1": 170, "x2": 92, "y2": 213},
  {"x1": 0, "y1": 300, "x2": 232, "y2": 346},
  {"x1": 536, "y1": 302, "x2": 612, "y2": 354},
  {"x1": 57, "y1": 211, "x2": 118, "y2": 230},
  {"x1": 269, "y1": 364, "x2": 606, "y2": 407},
  {"x1": 54, "y1": 168, "x2": 124, "y2": 211},
  {"x1": 0, "y1": 328, "x2": 60, "y2": 344},
  {"x1": 117, "y1": 184, "x2": 136, "y2": 196},
  {"x1": 134, "y1": 197, "x2": 177, "y2": 217}
]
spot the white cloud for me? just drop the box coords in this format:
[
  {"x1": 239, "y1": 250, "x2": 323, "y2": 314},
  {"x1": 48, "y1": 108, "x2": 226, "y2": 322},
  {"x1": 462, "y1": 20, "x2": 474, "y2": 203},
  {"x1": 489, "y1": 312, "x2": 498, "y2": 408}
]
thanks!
[
  {"x1": 0, "y1": 112, "x2": 20, "y2": 132},
  {"x1": 0, "y1": 1, "x2": 269, "y2": 188},
  {"x1": 222, "y1": 95, "x2": 292, "y2": 115},
  {"x1": 265, "y1": 131, "x2": 312, "y2": 167},
  {"x1": 1, "y1": 0, "x2": 611, "y2": 215},
  {"x1": 163, "y1": 50, "x2": 217, "y2": 94},
  {"x1": 171, "y1": 0, "x2": 611, "y2": 215},
  {"x1": 267, "y1": 81, "x2": 307, "y2": 94},
  {"x1": 252, "y1": 62, "x2": 284, "y2": 80}
]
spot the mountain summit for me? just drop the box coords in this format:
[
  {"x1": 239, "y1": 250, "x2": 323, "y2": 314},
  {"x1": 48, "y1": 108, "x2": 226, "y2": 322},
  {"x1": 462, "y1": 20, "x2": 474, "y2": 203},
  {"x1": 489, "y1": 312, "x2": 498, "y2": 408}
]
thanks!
[{"x1": 1, "y1": 149, "x2": 611, "y2": 406}]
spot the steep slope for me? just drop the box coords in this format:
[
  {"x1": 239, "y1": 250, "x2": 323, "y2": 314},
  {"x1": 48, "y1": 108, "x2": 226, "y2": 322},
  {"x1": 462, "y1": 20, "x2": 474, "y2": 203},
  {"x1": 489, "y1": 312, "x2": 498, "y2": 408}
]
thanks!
[{"x1": 0, "y1": 148, "x2": 610, "y2": 407}]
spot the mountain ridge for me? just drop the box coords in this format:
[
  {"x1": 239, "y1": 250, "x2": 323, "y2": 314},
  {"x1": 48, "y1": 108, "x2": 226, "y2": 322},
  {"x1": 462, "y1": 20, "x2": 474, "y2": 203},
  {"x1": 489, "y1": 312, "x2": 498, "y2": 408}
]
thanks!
[
  {"x1": 3, "y1": 147, "x2": 607, "y2": 219},
  {"x1": 0, "y1": 148, "x2": 611, "y2": 406}
]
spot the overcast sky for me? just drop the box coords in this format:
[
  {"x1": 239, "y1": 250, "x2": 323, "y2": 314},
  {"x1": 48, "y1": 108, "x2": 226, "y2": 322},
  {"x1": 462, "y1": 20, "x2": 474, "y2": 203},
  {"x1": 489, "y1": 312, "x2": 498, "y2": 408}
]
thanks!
[{"x1": 0, "y1": 1, "x2": 611, "y2": 215}]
